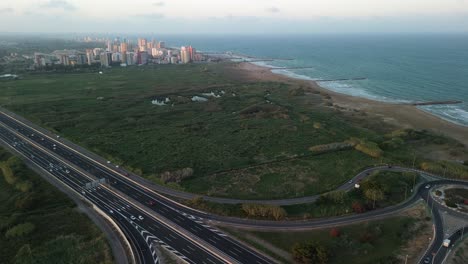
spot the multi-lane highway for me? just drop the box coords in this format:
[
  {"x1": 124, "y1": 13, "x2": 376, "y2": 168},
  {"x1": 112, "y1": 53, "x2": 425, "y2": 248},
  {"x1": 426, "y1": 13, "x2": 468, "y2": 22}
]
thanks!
[{"x1": 1, "y1": 109, "x2": 467, "y2": 264}]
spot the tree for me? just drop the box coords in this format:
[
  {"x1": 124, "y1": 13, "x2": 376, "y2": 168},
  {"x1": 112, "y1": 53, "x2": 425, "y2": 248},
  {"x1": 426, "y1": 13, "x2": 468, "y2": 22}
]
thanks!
[
  {"x1": 329, "y1": 228, "x2": 341, "y2": 238},
  {"x1": 351, "y1": 201, "x2": 366, "y2": 213},
  {"x1": 364, "y1": 188, "x2": 384, "y2": 209},
  {"x1": 291, "y1": 242, "x2": 329, "y2": 264}
]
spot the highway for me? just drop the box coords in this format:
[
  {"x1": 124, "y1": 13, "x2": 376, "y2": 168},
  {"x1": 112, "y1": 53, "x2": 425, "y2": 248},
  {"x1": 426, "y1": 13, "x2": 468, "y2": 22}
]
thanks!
[
  {"x1": 0, "y1": 111, "x2": 272, "y2": 264},
  {"x1": 1, "y1": 109, "x2": 467, "y2": 264}
]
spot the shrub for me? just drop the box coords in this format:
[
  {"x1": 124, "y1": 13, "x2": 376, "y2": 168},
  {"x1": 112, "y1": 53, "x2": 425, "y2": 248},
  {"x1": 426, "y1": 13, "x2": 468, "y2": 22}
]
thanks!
[
  {"x1": 330, "y1": 228, "x2": 341, "y2": 238},
  {"x1": 347, "y1": 138, "x2": 383, "y2": 158},
  {"x1": 241, "y1": 204, "x2": 287, "y2": 220},
  {"x1": 352, "y1": 201, "x2": 366, "y2": 214},
  {"x1": 309, "y1": 142, "x2": 352, "y2": 154},
  {"x1": 291, "y1": 242, "x2": 329, "y2": 264},
  {"x1": 5, "y1": 222, "x2": 35, "y2": 238},
  {"x1": 420, "y1": 161, "x2": 468, "y2": 179},
  {"x1": 160, "y1": 168, "x2": 194, "y2": 183}
]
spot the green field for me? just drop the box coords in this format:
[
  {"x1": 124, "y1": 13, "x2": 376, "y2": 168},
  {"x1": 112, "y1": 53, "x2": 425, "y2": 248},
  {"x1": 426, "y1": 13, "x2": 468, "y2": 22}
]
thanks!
[
  {"x1": 224, "y1": 216, "x2": 428, "y2": 264},
  {"x1": 0, "y1": 147, "x2": 113, "y2": 264},
  {"x1": 1, "y1": 63, "x2": 465, "y2": 199}
]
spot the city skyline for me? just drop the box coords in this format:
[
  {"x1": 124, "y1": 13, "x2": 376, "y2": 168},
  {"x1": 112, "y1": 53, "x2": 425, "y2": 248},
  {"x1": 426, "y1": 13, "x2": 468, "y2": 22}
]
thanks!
[{"x1": 1, "y1": 0, "x2": 468, "y2": 33}]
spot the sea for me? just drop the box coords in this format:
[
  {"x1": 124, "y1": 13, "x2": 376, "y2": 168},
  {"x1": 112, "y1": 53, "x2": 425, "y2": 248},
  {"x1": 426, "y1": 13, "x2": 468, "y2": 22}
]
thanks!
[{"x1": 157, "y1": 34, "x2": 468, "y2": 126}]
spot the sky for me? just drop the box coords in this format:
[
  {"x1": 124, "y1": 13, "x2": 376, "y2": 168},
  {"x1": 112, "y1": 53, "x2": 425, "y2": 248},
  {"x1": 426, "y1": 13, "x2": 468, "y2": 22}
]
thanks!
[{"x1": 1, "y1": 0, "x2": 468, "y2": 34}]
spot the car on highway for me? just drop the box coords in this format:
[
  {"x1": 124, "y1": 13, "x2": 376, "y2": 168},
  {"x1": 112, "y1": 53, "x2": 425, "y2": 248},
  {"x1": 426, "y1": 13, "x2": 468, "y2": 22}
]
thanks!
[
  {"x1": 147, "y1": 200, "x2": 156, "y2": 206},
  {"x1": 130, "y1": 215, "x2": 136, "y2": 220},
  {"x1": 138, "y1": 215, "x2": 144, "y2": 220},
  {"x1": 107, "y1": 161, "x2": 111, "y2": 164},
  {"x1": 425, "y1": 184, "x2": 431, "y2": 189},
  {"x1": 109, "y1": 210, "x2": 113, "y2": 214},
  {"x1": 423, "y1": 256, "x2": 431, "y2": 264}
]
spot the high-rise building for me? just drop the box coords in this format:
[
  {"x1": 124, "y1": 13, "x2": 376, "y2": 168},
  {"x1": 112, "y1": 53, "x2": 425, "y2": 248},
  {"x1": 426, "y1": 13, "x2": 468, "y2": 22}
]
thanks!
[
  {"x1": 112, "y1": 52, "x2": 122, "y2": 62},
  {"x1": 86, "y1": 49, "x2": 94, "y2": 65},
  {"x1": 76, "y1": 53, "x2": 87, "y2": 65},
  {"x1": 180, "y1": 46, "x2": 191, "y2": 64},
  {"x1": 127, "y1": 52, "x2": 136, "y2": 65},
  {"x1": 100, "y1": 52, "x2": 112, "y2": 67},
  {"x1": 157, "y1": 41, "x2": 165, "y2": 49},
  {"x1": 136, "y1": 51, "x2": 148, "y2": 65},
  {"x1": 138, "y1": 38, "x2": 147, "y2": 49},
  {"x1": 107, "y1": 40, "x2": 112, "y2": 52},
  {"x1": 59, "y1": 54, "x2": 70, "y2": 66},
  {"x1": 120, "y1": 42, "x2": 128, "y2": 53}
]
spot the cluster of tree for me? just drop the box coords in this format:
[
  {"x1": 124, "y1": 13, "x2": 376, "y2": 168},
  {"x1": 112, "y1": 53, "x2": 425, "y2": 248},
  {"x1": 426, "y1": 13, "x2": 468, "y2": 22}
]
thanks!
[
  {"x1": 347, "y1": 137, "x2": 383, "y2": 158},
  {"x1": 291, "y1": 242, "x2": 329, "y2": 264},
  {"x1": 241, "y1": 203, "x2": 287, "y2": 220},
  {"x1": 5, "y1": 222, "x2": 35, "y2": 238},
  {"x1": 309, "y1": 142, "x2": 353, "y2": 154},
  {"x1": 0, "y1": 157, "x2": 34, "y2": 193},
  {"x1": 160, "y1": 168, "x2": 194, "y2": 184},
  {"x1": 420, "y1": 161, "x2": 468, "y2": 179}
]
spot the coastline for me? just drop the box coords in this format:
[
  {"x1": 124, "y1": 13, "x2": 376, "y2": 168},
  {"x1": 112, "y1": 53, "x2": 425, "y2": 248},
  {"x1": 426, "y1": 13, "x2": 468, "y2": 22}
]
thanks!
[{"x1": 236, "y1": 62, "x2": 468, "y2": 146}]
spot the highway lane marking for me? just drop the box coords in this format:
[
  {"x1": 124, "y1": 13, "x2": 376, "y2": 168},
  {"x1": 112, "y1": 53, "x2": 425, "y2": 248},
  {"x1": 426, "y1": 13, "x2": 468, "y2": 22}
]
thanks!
[
  {"x1": 228, "y1": 250, "x2": 239, "y2": 257},
  {"x1": 232, "y1": 247, "x2": 243, "y2": 254},
  {"x1": 187, "y1": 245, "x2": 196, "y2": 251},
  {"x1": 208, "y1": 238, "x2": 217, "y2": 244}
]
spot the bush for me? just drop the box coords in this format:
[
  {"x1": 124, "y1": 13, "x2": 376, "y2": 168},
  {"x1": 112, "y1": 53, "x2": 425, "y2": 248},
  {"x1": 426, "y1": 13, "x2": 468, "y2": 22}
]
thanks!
[
  {"x1": 241, "y1": 204, "x2": 287, "y2": 220},
  {"x1": 5, "y1": 222, "x2": 35, "y2": 238},
  {"x1": 309, "y1": 142, "x2": 352, "y2": 154},
  {"x1": 330, "y1": 228, "x2": 341, "y2": 238},
  {"x1": 291, "y1": 242, "x2": 329, "y2": 264},
  {"x1": 160, "y1": 168, "x2": 194, "y2": 184},
  {"x1": 347, "y1": 138, "x2": 383, "y2": 158},
  {"x1": 445, "y1": 200, "x2": 458, "y2": 208},
  {"x1": 288, "y1": 87, "x2": 305, "y2": 96},
  {"x1": 420, "y1": 161, "x2": 468, "y2": 179}
]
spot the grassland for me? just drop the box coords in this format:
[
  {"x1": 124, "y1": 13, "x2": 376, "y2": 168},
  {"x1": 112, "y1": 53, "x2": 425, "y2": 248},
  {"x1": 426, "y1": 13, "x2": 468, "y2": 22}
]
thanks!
[
  {"x1": 1, "y1": 63, "x2": 466, "y2": 199},
  {"x1": 0, "y1": 147, "x2": 113, "y2": 264}
]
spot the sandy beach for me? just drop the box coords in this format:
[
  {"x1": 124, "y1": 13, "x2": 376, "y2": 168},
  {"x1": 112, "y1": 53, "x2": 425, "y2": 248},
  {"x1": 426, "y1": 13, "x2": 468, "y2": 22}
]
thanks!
[{"x1": 235, "y1": 62, "x2": 468, "y2": 147}]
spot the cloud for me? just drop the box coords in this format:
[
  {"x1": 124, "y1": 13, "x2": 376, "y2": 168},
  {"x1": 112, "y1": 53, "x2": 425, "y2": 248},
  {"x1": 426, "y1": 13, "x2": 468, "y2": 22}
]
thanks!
[
  {"x1": 266, "y1": 7, "x2": 280, "y2": 13},
  {"x1": 153, "y1": 1, "x2": 165, "y2": 6},
  {"x1": 0, "y1": 7, "x2": 14, "y2": 14},
  {"x1": 40, "y1": 0, "x2": 77, "y2": 11},
  {"x1": 136, "y1": 13, "x2": 165, "y2": 19}
]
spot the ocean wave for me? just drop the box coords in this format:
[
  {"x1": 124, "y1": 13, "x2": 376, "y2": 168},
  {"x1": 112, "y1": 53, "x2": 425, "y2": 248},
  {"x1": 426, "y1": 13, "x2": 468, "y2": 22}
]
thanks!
[{"x1": 418, "y1": 105, "x2": 468, "y2": 127}]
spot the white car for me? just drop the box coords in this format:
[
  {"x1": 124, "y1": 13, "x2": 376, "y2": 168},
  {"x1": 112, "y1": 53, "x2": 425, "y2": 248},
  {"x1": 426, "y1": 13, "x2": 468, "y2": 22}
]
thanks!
[
  {"x1": 138, "y1": 215, "x2": 144, "y2": 221},
  {"x1": 130, "y1": 216, "x2": 136, "y2": 220},
  {"x1": 109, "y1": 210, "x2": 114, "y2": 214},
  {"x1": 425, "y1": 185, "x2": 431, "y2": 189},
  {"x1": 107, "y1": 161, "x2": 111, "y2": 164}
]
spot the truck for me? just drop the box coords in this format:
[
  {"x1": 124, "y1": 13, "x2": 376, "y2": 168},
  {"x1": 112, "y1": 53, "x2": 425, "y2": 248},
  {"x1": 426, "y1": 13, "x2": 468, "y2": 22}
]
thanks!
[{"x1": 443, "y1": 239, "x2": 451, "y2": 247}]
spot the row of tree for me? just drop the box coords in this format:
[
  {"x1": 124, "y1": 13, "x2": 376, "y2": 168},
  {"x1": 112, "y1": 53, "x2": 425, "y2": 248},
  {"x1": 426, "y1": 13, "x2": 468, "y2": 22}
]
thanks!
[{"x1": 241, "y1": 203, "x2": 287, "y2": 220}]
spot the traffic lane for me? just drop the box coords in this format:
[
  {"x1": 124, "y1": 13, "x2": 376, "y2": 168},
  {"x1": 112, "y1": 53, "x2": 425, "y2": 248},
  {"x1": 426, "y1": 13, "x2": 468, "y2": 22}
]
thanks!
[
  {"x1": 91, "y1": 189, "x2": 226, "y2": 264},
  {"x1": 433, "y1": 226, "x2": 467, "y2": 264},
  {"x1": 0, "y1": 118, "x2": 271, "y2": 264}
]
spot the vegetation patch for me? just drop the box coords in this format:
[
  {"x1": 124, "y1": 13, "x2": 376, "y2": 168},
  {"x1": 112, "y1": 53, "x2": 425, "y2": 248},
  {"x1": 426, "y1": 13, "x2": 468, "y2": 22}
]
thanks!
[{"x1": 0, "y1": 147, "x2": 113, "y2": 264}]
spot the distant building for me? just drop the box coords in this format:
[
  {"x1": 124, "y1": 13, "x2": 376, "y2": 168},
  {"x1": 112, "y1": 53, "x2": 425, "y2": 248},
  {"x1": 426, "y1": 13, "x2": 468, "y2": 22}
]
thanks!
[
  {"x1": 180, "y1": 46, "x2": 191, "y2": 64},
  {"x1": 127, "y1": 52, "x2": 135, "y2": 65},
  {"x1": 120, "y1": 42, "x2": 128, "y2": 53},
  {"x1": 76, "y1": 53, "x2": 87, "y2": 65},
  {"x1": 138, "y1": 38, "x2": 147, "y2": 51},
  {"x1": 112, "y1": 52, "x2": 122, "y2": 62},
  {"x1": 59, "y1": 55, "x2": 70, "y2": 66},
  {"x1": 137, "y1": 51, "x2": 148, "y2": 65},
  {"x1": 158, "y1": 41, "x2": 165, "y2": 49},
  {"x1": 86, "y1": 50, "x2": 94, "y2": 65},
  {"x1": 100, "y1": 52, "x2": 112, "y2": 67}
]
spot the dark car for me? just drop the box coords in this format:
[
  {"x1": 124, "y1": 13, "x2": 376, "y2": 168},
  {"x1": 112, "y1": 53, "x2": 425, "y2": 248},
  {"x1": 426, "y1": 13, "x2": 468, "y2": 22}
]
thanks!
[{"x1": 423, "y1": 256, "x2": 431, "y2": 264}]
